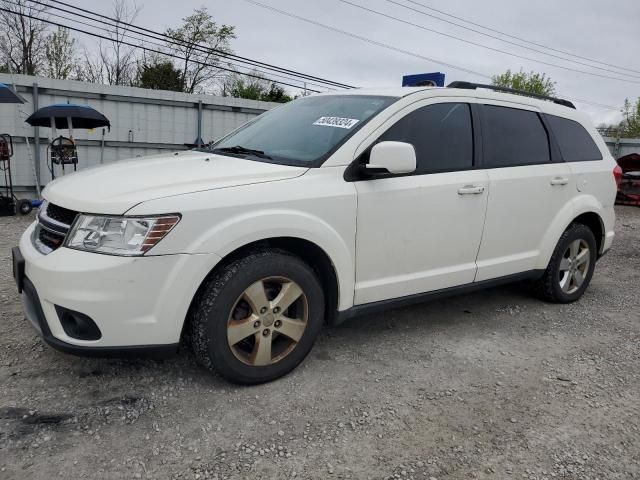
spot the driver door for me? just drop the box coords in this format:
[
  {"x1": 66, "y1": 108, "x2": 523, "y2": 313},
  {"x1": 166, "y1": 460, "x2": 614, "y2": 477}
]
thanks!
[{"x1": 352, "y1": 100, "x2": 489, "y2": 305}]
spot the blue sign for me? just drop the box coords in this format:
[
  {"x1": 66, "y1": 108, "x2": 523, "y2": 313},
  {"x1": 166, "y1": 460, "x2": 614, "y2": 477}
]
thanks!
[{"x1": 402, "y1": 72, "x2": 445, "y2": 87}]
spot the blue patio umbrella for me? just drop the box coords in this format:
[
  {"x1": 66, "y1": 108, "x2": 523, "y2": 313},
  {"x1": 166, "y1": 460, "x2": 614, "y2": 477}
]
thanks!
[{"x1": 0, "y1": 83, "x2": 26, "y2": 104}]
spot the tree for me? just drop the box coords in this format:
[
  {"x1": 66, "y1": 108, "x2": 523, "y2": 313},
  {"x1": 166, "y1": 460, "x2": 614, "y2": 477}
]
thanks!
[
  {"x1": 45, "y1": 27, "x2": 76, "y2": 79},
  {"x1": 619, "y1": 97, "x2": 640, "y2": 138},
  {"x1": 137, "y1": 59, "x2": 183, "y2": 91},
  {"x1": 491, "y1": 69, "x2": 556, "y2": 96},
  {"x1": 222, "y1": 72, "x2": 292, "y2": 103},
  {"x1": 76, "y1": 48, "x2": 104, "y2": 83},
  {"x1": 85, "y1": 0, "x2": 140, "y2": 85},
  {"x1": 262, "y1": 83, "x2": 293, "y2": 103},
  {"x1": 0, "y1": 0, "x2": 49, "y2": 75},
  {"x1": 165, "y1": 7, "x2": 235, "y2": 93}
]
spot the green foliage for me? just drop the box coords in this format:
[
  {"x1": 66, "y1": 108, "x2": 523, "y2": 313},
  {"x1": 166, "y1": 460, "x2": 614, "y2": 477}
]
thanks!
[
  {"x1": 45, "y1": 27, "x2": 76, "y2": 79},
  {"x1": 223, "y1": 72, "x2": 292, "y2": 103},
  {"x1": 261, "y1": 83, "x2": 293, "y2": 103},
  {"x1": 491, "y1": 69, "x2": 556, "y2": 96},
  {"x1": 137, "y1": 60, "x2": 183, "y2": 91},
  {"x1": 619, "y1": 98, "x2": 640, "y2": 138},
  {"x1": 165, "y1": 7, "x2": 235, "y2": 93}
]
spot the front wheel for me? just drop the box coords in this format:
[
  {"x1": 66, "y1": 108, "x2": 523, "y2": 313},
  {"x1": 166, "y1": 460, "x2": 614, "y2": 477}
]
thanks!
[
  {"x1": 187, "y1": 250, "x2": 324, "y2": 384},
  {"x1": 533, "y1": 223, "x2": 597, "y2": 303}
]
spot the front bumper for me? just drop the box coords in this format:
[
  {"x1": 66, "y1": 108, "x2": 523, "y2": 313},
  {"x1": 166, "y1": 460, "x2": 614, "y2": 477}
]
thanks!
[{"x1": 16, "y1": 222, "x2": 221, "y2": 355}]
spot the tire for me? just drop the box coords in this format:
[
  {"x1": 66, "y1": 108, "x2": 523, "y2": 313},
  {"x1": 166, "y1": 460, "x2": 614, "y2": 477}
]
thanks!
[
  {"x1": 187, "y1": 249, "x2": 325, "y2": 384},
  {"x1": 18, "y1": 199, "x2": 32, "y2": 215},
  {"x1": 533, "y1": 223, "x2": 597, "y2": 303}
]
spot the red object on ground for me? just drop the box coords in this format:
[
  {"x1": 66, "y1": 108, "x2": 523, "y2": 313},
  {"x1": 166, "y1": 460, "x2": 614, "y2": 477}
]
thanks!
[{"x1": 616, "y1": 153, "x2": 640, "y2": 206}]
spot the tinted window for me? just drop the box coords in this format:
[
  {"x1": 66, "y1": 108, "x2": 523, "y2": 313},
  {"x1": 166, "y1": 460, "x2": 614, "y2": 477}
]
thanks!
[
  {"x1": 378, "y1": 103, "x2": 473, "y2": 174},
  {"x1": 546, "y1": 115, "x2": 602, "y2": 161},
  {"x1": 482, "y1": 105, "x2": 550, "y2": 167},
  {"x1": 209, "y1": 95, "x2": 397, "y2": 166}
]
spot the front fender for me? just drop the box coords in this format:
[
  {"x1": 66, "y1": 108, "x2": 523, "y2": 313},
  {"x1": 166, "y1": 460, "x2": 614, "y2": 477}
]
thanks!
[{"x1": 189, "y1": 209, "x2": 355, "y2": 310}]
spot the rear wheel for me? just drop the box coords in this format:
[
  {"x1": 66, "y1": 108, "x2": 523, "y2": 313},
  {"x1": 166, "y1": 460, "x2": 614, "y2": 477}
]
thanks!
[
  {"x1": 534, "y1": 223, "x2": 597, "y2": 303},
  {"x1": 187, "y1": 250, "x2": 324, "y2": 384}
]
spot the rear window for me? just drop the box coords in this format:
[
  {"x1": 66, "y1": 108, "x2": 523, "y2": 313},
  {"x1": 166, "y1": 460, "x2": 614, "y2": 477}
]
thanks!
[
  {"x1": 482, "y1": 105, "x2": 550, "y2": 167},
  {"x1": 546, "y1": 115, "x2": 603, "y2": 162}
]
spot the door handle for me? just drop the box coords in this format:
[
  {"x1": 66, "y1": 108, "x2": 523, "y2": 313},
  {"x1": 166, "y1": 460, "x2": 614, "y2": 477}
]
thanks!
[
  {"x1": 457, "y1": 185, "x2": 485, "y2": 195},
  {"x1": 550, "y1": 177, "x2": 569, "y2": 186}
]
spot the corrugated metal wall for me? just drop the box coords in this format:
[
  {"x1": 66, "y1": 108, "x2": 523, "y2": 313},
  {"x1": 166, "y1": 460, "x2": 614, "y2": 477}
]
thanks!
[
  {"x1": 603, "y1": 137, "x2": 640, "y2": 159},
  {"x1": 0, "y1": 74, "x2": 278, "y2": 193}
]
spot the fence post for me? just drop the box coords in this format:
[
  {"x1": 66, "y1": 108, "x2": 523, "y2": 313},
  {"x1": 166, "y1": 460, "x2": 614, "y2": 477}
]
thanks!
[
  {"x1": 32, "y1": 82, "x2": 40, "y2": 188},
  {"x1": 197, "y1": 100, "x2": 203, "y2": 146}
]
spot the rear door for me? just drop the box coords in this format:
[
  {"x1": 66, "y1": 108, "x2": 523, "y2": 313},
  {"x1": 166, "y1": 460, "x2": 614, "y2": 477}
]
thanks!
[
  {"x1": 353, "y1": 100, "x2": 489, "y2": 305},
  {"x1": 475, "y1": 102, "x2": 575, "y2": 281}
]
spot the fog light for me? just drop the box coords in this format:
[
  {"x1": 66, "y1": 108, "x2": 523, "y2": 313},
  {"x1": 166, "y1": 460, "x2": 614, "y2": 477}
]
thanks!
[{"x1": 55, "y1": 306, "x2": 102, "y2": 341}]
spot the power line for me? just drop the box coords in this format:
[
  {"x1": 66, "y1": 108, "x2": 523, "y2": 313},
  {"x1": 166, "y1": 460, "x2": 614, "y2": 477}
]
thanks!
[
  {"x1": 562, "y1": 97, "x2": 618, "y2": 111},
  {"x1": 0, "y1": 6, "x2": 324, "y2": 93},
  {"x1": 394, "y1": 0, "x2": 640, "y2": 77},
  {"x1": 28, "y1": 0, "x2": 345, "y2": 90},
  {"x1": 241, "y1": 0, "x2": 492, "y2": 80},
  {"x1": 336, "y1": 0, "x2": 640, "y2": 84},
  {"x1": 241, "y1": 0, "x2": 620, "y2": 111},
  {"x1": 6, "y1": 1, "x2": 621, "y2": 111},
  {"x1": 44, "y1": 0, "x2": 355, "y2": 90},
  {"x1": 20, "y1": 0, "x2": 336, "y2": 92}
]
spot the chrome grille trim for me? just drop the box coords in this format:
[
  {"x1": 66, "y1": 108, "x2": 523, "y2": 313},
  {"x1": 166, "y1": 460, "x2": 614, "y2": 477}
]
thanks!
[
  {"x1": 32, "y1": 200, "x2": 78, "y2": 255},
  {"x1": 37, "y1": 200, "x2": 73, "y2": 234}
]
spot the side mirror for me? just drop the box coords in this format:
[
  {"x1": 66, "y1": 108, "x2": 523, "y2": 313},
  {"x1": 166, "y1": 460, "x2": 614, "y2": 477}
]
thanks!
[{"x1": 367, "y1": 141, "x2": 416, "y2": 175}]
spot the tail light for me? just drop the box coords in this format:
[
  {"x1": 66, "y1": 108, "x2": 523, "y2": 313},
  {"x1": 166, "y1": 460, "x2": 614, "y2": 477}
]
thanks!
[{"x1": 613, "y1": 164, "x2": 623, "y2": 188}]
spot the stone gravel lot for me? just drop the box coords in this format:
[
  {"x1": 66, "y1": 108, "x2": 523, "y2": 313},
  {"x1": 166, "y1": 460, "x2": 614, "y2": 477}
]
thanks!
[{"x1": 1, "y1": 207, "x2": 639, "y2": 480}]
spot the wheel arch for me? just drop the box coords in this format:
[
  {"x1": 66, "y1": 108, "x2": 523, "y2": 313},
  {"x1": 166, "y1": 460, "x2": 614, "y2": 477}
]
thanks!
[
  {"x1": 536, "y1": 200, "x2": 606, "y2": 270},
  {"x1": 184, "y1": 236, "x2": 346, "y2": 334},
  {"x1": 571, "y1": 211, "x2": 604, "y2": 254}
]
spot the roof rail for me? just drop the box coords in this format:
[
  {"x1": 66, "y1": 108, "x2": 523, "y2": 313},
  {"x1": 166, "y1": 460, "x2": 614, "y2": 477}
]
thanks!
[{"x1": 447, "y1": 81, "x2": 576, "y2": 109}]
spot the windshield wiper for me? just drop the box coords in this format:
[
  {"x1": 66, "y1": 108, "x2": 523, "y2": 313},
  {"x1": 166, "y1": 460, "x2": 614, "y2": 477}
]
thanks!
[{"x1": 212, "y1": 145, "x2": 272, "y2": 159}]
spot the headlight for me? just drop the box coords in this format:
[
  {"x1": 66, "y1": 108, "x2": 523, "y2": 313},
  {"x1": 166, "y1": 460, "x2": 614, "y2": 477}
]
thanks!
[{"x1": 65, "y1": 214, "x2": 180, "y2": 256}]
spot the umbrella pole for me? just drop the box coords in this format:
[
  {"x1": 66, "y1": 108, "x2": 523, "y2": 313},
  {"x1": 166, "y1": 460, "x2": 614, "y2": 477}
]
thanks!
[
  {"x1": 67, "y1": 116, "x2": 73, "y2": 140},
  {"x1": 50, "y1": 117, "x2": 56, "y2": 180},
  {"x1": 68, "y1": 117, "x2": 75, "y2": 173},
  {"x1": 49, "y1": 117, "x2": 56, "y2": 140}
]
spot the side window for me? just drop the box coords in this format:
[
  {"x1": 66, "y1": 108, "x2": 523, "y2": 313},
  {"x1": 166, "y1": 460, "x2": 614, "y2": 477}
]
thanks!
[
  {"x1": 482, "y1": 105, "x2": 550, "y2": 167},
  {"x1": 546, "y1": 114, "x2": 603, "y2": 161},
  {"x1": 378, "y1": 103, "x2": 473, "y2": 174}
]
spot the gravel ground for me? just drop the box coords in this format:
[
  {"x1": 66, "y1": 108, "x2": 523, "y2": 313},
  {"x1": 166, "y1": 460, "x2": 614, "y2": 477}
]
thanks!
[{"x1": 1, "y1": 207, "x2": 639, "y2": 480}]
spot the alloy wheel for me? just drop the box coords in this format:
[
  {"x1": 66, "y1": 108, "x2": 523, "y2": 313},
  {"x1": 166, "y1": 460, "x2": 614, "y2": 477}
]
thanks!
[
  {"x1": 558, "y1": 239, "x2": 590, "y2": 294},
  {"x1": 227, "y1": 276, "x2": 308, "y2": 366}
]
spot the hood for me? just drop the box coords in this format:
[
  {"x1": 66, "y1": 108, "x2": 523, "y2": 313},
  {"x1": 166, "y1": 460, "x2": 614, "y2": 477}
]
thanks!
[{"x1": 43, "y1": 151, "x2": 308, "y2": 214}]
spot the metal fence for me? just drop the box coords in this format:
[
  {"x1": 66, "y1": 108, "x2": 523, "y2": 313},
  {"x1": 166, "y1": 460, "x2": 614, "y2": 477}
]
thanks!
[
  {"x1": 0, "y1": 74, "x2": 279, "y2": 194},
  {"x1": 3, "y1": 74, "x2": 639, "y2": 196},
  {"x1": 602, "y1": 136, "x2": 640, "y2": 159}
]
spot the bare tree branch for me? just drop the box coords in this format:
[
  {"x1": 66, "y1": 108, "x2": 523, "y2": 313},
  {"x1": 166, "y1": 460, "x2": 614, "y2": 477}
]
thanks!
[
  {"x1": 0, "y1": 0, "x2": 50, "y2": 75},
  {"x1": 165, "y1": 7, "x2": 235, "y2": 93}
]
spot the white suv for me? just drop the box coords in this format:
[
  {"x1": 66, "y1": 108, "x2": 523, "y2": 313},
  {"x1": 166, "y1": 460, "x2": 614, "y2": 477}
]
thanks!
[{"x1": 13, "y1": 82, "x2": 619, "y2": 384}]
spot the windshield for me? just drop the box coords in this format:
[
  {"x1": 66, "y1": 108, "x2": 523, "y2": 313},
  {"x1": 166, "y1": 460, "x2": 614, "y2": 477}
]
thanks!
[{"x1": 204, "y1": 94, "x2": 398, "y2": 166}]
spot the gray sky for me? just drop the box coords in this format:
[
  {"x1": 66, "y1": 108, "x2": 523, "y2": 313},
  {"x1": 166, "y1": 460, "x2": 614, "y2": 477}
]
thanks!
[{"x1": 67, "y1": 0, "x2": 639, "y2": 124}]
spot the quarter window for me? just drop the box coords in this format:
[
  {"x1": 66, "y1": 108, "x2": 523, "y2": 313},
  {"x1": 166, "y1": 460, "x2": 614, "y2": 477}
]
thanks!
[
  {"x1": 546, "y1": 114, "x2": 602, "y2": 161},
  {"x1": 482, "y1": 105, "x2": 550, "y2": 167},
  {"x1": 377, "y1": 103, "x2": 473, "y2": 174}
]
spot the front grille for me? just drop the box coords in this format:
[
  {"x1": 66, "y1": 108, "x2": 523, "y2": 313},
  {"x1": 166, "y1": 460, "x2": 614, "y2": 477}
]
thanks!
[
  {"x1": 46, "y1": 203, "x2": 78, "y2": 226},
  {"x1": 38, "y1": 227, "x2": 65, "y2": 250},
  {"x1": 33, "y1": 201, "x2": 79, "y2": 255}
]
